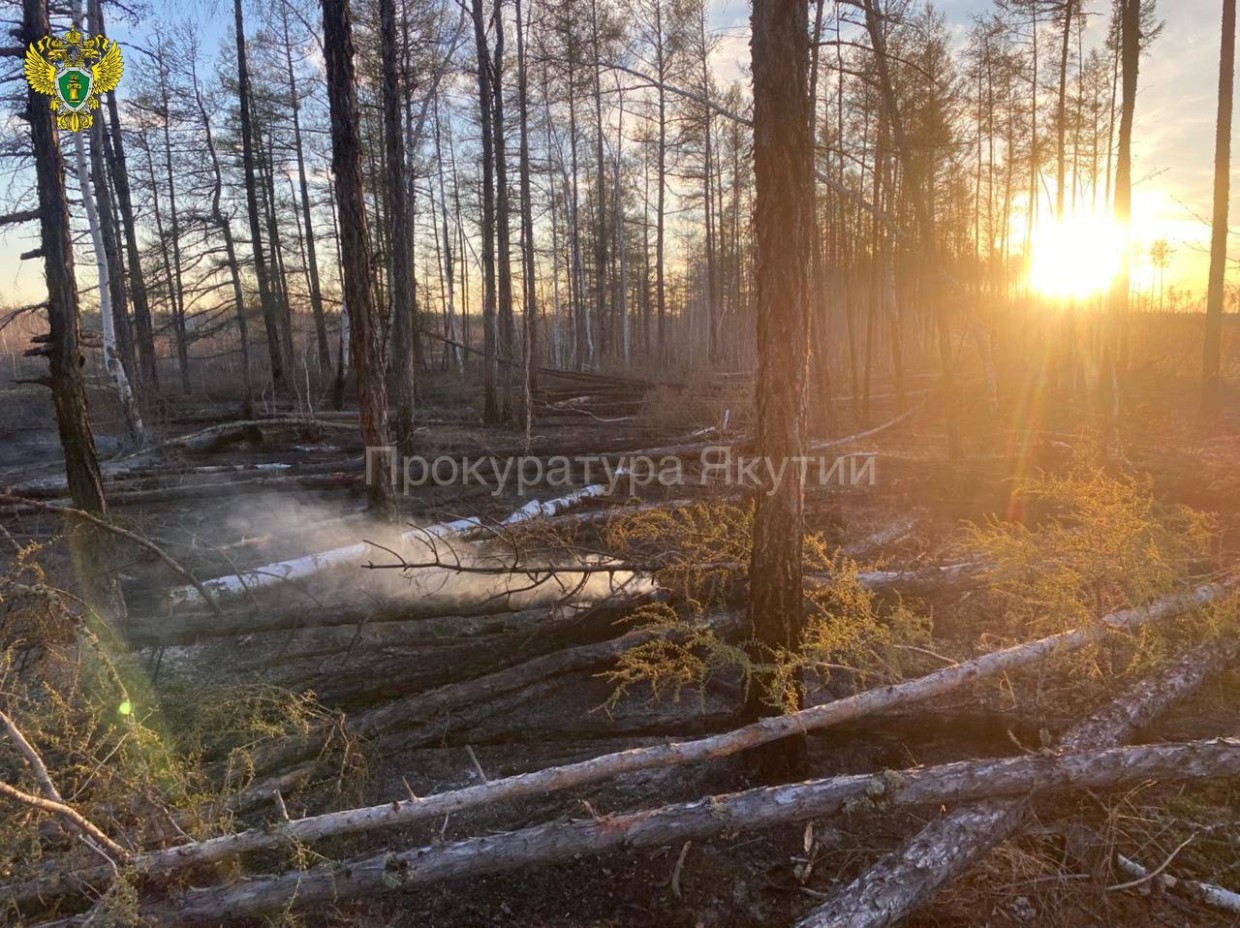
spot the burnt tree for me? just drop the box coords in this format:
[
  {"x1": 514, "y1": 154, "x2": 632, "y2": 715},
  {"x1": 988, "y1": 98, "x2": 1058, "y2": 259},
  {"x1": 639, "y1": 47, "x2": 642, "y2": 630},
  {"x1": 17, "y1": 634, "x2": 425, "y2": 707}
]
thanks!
[
  {"x1": 322, "y1": 0, "x2": 398, "y2": 518},
  {"x1": 381, "y1": 0, "x2": 417, "y2": 456},
  {"x1": 744, "y1": 0, "x2": 813, "y2": 775}
]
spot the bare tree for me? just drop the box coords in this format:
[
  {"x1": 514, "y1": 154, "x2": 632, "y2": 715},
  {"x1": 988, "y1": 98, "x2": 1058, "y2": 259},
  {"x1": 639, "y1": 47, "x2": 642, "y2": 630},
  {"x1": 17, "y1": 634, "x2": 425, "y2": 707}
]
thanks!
[
  {"x1": 745, "y1": 0, "x2": 812, "y2": 776},
  {"x1": 322, "y1": 0, "x2": 397, "y2": 518},
  {"x1": 381, "y1": 0, "x2": 417, "y2": 455},
  {"x1": 235, "y1": 0, "x2": 288, "y2": 393}
]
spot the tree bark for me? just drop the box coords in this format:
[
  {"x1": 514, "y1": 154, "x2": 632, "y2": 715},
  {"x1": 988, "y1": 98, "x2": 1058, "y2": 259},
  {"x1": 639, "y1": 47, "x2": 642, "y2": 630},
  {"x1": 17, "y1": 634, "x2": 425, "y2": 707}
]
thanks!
[
  {"x1": 381, "y1": 0, "x2": 417, "y2": 456},
  {"x1": 744, "y1": 0, "x2": 812, "y2": 775},
  {"x1": 125, "y1": 739, "x2": 1240, "y2": 924},
  {"x1": 322, "y1": 0, "x2": 397, "y2": 519}
]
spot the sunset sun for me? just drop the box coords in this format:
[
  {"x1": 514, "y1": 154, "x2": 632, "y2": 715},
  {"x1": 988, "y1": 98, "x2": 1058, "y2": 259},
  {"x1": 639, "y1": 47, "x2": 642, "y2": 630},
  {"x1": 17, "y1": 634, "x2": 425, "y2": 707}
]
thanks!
[{"x1": 1026, "y1": 213, "x2": 1127, "y2": 302}]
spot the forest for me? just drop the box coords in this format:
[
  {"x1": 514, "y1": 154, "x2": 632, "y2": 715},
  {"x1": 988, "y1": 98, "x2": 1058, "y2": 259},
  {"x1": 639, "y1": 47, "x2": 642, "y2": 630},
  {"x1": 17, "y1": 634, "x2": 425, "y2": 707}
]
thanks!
[{"x1": 0, "y1": 0, "x2": 1239, "y2": 924}]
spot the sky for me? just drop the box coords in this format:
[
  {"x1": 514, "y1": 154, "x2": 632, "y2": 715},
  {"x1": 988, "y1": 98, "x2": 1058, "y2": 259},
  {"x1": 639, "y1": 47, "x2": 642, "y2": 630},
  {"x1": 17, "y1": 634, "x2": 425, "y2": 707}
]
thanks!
[
  {"x1": 709, "y1": 0, "x2": 1238, "y2": 303},
  {"x1": 0, "y1": 0, "x2": 1234, "y2": 308}
]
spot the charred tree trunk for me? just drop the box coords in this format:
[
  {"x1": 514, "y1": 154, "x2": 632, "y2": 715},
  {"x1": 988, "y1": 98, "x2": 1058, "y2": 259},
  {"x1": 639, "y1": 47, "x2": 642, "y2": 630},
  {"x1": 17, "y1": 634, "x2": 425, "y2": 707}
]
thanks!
[
  {"x1": 156, "y1": 46, "x2": 190, "y2": 394},
  {"x1": 322, "y1": 0, "x2": 397, "y2": 519},
  {"x1": 381, "y1": 0, "x2": 417, "y2": 456},
  {"x1": 1203, "y1": 0, "x2": 1236, "y2": 417},
  {"x1": 87, "y1": 89, "x2": 134, "y2": 396},
  {"x1": 1105, "y1": 0, "x2": 1140, "y2": 417},
  {"x1": 744, "y1": 0, "x2": 812, "y2": 776},
  {"x1": 1055, "y1": 0, "x2": 1076, "y2": 220},
  {"x1": 494, "y1": 0, "x2": 515, "y2": 420},
  {"x1": 22, "y1": 0, "x2": 114, "y2": 616}
]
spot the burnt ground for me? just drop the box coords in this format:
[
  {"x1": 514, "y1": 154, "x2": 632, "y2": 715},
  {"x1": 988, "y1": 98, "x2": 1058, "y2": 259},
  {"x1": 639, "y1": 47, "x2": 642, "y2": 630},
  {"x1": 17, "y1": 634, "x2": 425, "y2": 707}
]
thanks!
[{"x1": 2, "y1": 325, "x2": 1240, "y2": 928}]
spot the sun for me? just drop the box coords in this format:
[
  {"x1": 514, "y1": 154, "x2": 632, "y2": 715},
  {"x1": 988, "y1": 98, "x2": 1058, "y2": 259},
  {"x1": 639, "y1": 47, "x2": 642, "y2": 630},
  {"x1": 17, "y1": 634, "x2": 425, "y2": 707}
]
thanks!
[{"x1": 1026, "y1": 213, "x2": 1127, "y2": 302}]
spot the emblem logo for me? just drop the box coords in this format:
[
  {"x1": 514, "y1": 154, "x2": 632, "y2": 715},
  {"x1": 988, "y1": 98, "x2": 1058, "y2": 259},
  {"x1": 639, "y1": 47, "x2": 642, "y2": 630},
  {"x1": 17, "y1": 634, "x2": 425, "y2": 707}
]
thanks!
[{"x1": 24, "y1": 27, "x2": 123, "y2": 133}]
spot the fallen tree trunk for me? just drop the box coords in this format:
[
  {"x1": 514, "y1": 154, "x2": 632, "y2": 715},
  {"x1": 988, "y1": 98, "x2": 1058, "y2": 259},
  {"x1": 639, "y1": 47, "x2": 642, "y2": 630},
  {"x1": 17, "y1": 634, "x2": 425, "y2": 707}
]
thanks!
[
  {"x1": 6, "y1": 581, "x2": 1227, "y2": 908},
  {"x1": 359, "y1": 612, "x2": 744, "y2": 746},
  {"x1": 794, "y1": 627, "x2": 1240, "y2": 928},
  {"x1": 168, "y1": 481, "x2": 628, "y2": 606},
  {"x1": 83, "y1": 739, "x2": 1240, "y2": 924},
  {"x1": 159, "y1": 597, "x2": 661, "y2": 709},
  {"x1": 167, "y1": 515, "x2": 483, "y2": 605}
]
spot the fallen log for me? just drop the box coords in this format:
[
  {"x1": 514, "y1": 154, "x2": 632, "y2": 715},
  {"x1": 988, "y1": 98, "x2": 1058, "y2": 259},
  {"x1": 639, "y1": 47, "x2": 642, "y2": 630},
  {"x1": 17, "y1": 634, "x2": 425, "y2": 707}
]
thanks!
[
  {"x1": 82, "y1": 739, "x2": 1240, "y2": 924},
  {"x1": 166, "y1": 515, "x2": 483, "y2": 606},
  {"x1": 167, "y1": 481, "x2": 629, "y2": 607},
  {"x1": 7, "y1": 581, "x2": 1227, "y2": 904},
  {"x1": 794, "y1": 626, "x2": 1240, "y2": 928},
  {"x1": 159, "y1": 596, "x2": 662, "y2": 709},
  {"x1": 358, "y1": 612, "x2": 743, "y2": 746}
]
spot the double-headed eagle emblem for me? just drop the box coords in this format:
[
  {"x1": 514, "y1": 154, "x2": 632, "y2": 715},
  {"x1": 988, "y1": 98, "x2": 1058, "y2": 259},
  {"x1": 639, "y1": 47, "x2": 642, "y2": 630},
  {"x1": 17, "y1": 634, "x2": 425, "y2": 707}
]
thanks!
[{"x1": 24, "y1": 27, "x2": 123, "y2": 133}]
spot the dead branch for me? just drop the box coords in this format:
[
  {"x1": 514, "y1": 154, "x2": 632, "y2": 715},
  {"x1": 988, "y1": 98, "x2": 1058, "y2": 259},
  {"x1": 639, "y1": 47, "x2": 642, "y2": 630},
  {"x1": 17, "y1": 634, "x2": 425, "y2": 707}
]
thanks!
[
  {"x1": 1, "y1": 497, "x2": 222, "y2": 614},
  {"x1": 4, "y1": 581, "x2": 1227, "y2": 908},
  {"x1": 794, "y1": 626, "x2": 1240, "y2": 928},
  {"x1": 0, "y1": 711, "x2": 131, "y2": 863}
]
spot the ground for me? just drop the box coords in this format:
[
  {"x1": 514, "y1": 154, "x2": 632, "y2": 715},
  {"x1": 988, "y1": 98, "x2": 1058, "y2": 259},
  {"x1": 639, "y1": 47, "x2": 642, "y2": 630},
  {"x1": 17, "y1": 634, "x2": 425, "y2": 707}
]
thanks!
[{"x1": 1, "y1": 314, "x2": 1239, "y2": 927}]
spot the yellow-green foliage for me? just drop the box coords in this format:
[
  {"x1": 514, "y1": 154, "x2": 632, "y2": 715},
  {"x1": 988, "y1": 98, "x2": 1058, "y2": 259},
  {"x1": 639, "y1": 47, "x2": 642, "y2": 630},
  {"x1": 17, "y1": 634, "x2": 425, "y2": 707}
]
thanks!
[
  {"x1": 957, "y1": 466, "x2": 1231, "y2": 704},
  {"x1": 606, "y1": 500, "x2": 756, "y2": 608},
  {"x1": 601, "y1": 502, "x2": 930, "y2": 713},
  {"x1": 961, "y1": 467, "x2": 1216, "y2": 637},
  {"x1": 0, "y1": 546, "x2": 355, "y2": 920}
]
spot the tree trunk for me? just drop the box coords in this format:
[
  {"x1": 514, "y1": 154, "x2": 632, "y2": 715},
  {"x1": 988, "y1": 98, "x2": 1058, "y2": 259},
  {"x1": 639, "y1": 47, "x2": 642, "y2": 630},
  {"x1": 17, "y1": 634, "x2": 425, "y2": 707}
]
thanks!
[
  {"x1": 473, "y1": 0, "x2": 501, "y2": 421},
  {"x1": 95, "y1": 0, "x2": 156, "y2": 392},
  {"x1": 75, "y1": 127, "x2": 144, "y2": 446},
  {"x1": 191, "y1": 51, "x2": 254, "y2": 415},
  {"x1": 282, "y1": 3, "x2": 333, "y2": 377},
  {"x1": 235, "y1": 0, "x2": 287, "y2": 393},
  {"x1": 515, "y1": 0, "x2": 538, "y2": 438},
  {"x1": 1105, "y1": 0, "x2": 1140, "y2": 417},
  {"x1": 22, "y1": 0, "x2": 114, "y2": 619},
  {"x1": 130, "y1": 739, "x2": 1240, "y2": 924},
  {"x1": 1203, "y1": 0, "x2": 1236, "y2": 417},
  {"x1": 590, "y1": 0, "x2": 608, "y2": 367},
  {"x1": 1056, "y1": 0, "x2": 1076, "y2": 220},
  {"x1": 494, "y1": 0, "x2": 516, "y2": 420},
  {"x1": 381, "y1": 0, "x2": 417, "y2": 456},
  {"x1": 322, "y1": 0, "x2": 397, "y2": 519},
  {"x1": 156, "y1": 44, "x2": 190, "y2": 394},
  {"x1": 745, "y1": 0, "x2": 812, "y2": 776}
]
